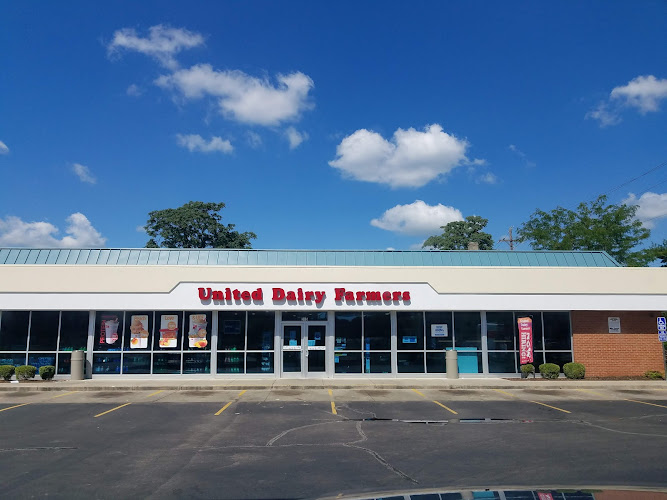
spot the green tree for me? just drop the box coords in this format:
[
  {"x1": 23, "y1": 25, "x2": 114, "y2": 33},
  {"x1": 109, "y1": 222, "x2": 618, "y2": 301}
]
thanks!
[
  {"x1": 144, "y1": 201, "x2": 256, "y2": 249},
  {"x1": 517, "y1": 195, "x2": 651, "y2": 266},
  {"x1": 423, "y1": 215, "x2": 494, "y2": 250}
]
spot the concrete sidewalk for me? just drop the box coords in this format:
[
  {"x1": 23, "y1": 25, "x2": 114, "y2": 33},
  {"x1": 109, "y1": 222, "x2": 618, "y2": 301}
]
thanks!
[{"x1": 1, "y1": 377, "x2": 666, "y2": 391}]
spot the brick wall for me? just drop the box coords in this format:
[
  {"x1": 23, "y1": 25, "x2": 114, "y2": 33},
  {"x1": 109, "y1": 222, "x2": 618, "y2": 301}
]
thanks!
[{"x1": 571, "y1": 311, "x2": 665, "y2": 377}]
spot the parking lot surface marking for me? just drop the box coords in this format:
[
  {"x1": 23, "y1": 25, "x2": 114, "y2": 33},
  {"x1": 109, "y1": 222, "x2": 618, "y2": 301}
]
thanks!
[
  {"x1": 328, "y1": 389, "x2": 337, "y2": 415},
  {"x1": 94, "y1": 402, "x2": 132, "y2": 418},
  {"x1": 494, "y1": 389, "x2": 571, "y2": 413},
  {"x1": 214, "y1": 389, "x2": 247, "y2": 415},
  {"x1": 0, "y1": 402, "x2": 31, "y2": 413},
  {"x1": 624, "y1": 399, "x2": 667, "y2": 409},
  {"x1": 411, "y1": 388, "x2": 458, "y2": 414},
  {"x1": 146, "y1": 390, "x2": 164, "y2": 398},
  {"x1": 48, "y1": 391, "x2": 78, "y2": 399}
]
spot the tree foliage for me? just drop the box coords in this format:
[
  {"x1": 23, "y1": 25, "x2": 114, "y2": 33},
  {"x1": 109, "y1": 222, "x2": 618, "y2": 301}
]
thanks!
[
  {"x1": 516, "y1": 195, "x2": 651, "y2": 266},
  {"x1": 423, "y1": 215, "x2": 494, "y2": 250},
  {"x1": 144, "y1": 201, "x2": 256, "y2": 249}
]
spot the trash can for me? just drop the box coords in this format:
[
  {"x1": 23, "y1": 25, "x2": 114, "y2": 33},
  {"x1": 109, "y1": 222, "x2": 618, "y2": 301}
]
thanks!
[
  {"x1": 446, "y1": 350, "x2": 459, "y2": 379},
  {"x1": 71, "y1": 350, "x2": 85, "y2": 380}
]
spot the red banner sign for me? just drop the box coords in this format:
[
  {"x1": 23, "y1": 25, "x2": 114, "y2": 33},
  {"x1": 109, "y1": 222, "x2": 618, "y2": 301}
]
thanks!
[
  {"x1": 518, "y1": 316, "x2": 533, "y2": 365},
  {"x1": 537, "y1": 493, "x2": 554, "y2": 500}
]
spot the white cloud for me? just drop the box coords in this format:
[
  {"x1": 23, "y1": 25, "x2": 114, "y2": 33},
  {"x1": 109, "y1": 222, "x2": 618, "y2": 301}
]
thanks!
[
  {"x1": 246, "y1": 131, "x2": 262, "y2": 148},
  {"x1": 0, "y1": 213, "x2": 106, "y2": 247},
  {"x1": 508, "y1": 144, "x2": 536, "y2": 167},
  {"x1": 587, "y1": 75, "x2": 667, "y2": 127},
  {"x1": 329, "y1": 124, "x2": 469, "y2": 188},
  {"x1": 285, "y1": 127, "x2": 308, "y2": 149},
  {"x1": 176, "y1": 133, "x2": 233, "y2": 154},
  {"x1": 370, "y1": 200, "x2": 463, "y2": 236},
  {"x1": 71, "y1": 163, "x2": 96, "y2": 184},
  {"x1": 476, "y1": 172, "x2": 498, "y2": 184},
  {"x1": 126, "y1": 84, "x2": 143, "y2": 97},
  {"x1": 585, "y1": 102, "x2": 622, "y2": 127},
  {"x1": 611, "y1": 75, "x2": 667, "y2": 113},
  {"x1": 136, "y1": 225, "x2": 146, "y2": 233},
  {"x1": 108, "y1": 24, "x2": 204, "y2": 70},
  {"x1": 0, "y1": 140, "x2": 9, "y2": 154},
  {"x1": 156, "y1": 64, "x2": 314, "y2": 126},
  {"x1": 623, "y1": 192, "x2": 667, "y2": 228}
]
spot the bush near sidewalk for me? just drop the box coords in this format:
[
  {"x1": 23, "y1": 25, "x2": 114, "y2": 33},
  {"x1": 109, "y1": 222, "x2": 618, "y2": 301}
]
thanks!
[
  {"x1": 15, "y1": 365, "x2": 37, "y2": 381},
  {"x1": 643, "y1": 370, "x2": 665, "y2": 380},
  {"x1": 0, "y1": 365, "x2": 15, "y2": 381},
  {"x1": 39, "y1": 365, "x2": 56, "y2": 380},
  {"x1": 538, "y1": 363, "x2": 560, "y2": 379},
  {"x1": 563, "y1": 362, "x2": 586, "y2": 379}
]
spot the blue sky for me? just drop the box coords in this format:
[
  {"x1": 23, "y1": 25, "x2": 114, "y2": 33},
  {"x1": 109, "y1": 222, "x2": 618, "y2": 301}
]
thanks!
[{"x1": 1, "y1": 1, "x2": 666, "y2": 251}]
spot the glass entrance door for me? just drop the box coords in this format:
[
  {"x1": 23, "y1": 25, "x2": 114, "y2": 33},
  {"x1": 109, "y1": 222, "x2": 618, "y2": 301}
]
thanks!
[{"x1": 281, "y1": 322, "x2": 327, "y2": 377}]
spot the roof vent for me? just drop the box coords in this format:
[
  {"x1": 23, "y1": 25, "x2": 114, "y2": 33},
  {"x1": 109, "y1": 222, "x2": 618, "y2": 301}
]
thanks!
[{"x1": 467, "y1": 242, "x2": 479, "y2": 251}]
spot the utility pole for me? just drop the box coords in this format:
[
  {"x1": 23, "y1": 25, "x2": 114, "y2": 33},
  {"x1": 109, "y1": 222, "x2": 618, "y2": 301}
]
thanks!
[{"x1": 498, "y1": 226, "x2": 518, "y2": 250}]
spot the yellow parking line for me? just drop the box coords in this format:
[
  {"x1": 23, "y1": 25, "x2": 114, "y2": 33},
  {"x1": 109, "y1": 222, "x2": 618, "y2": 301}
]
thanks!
[
  {"x1": 49, "y1": 391, "x2": 79, "y2": 399},
  {"x1": 146, "y1": 390, "x2": 164, "y2": 398},
  {"x1": 214, "y1": 390, "x2": 247, "y2": 416},
  {"x1": 433, "y1": 400, "x2": 458, "y2": 415},
  {"x1": 411, "y1": 388, "x2": 426, "y2": 398},
  {"x1": 215, "y1": 402, "x2": 233, "y2": 416},
  {"x1": 575, "y1": 388, "x2": 606, "y2": 397},
  {"x1": 624, "y1": 399, "x2": 667, "y2": 409},
  {"x1": 94, "y1": 402, "x2": 132, "y2": 418},
  {"x1": 0, "y1": 403, "x2": 31, "y2": 413},
  {"x1": 328, "y1": 389, "x2": 337, "y2": 415},
  {"x1": 494, "y1": 389, "x2": 571, "y2": 413},
  {"x1": 493, "y1": 389, "x2": 518, "y2": 398},
  {"x1": 529, "y1": 400, "x2": 571, "y2": 414}
]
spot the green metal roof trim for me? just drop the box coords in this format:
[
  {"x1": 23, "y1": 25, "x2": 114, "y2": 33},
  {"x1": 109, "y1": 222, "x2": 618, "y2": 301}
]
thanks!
[{"x1": 0, "y1": 248, "x2": 621, "y2": 267}]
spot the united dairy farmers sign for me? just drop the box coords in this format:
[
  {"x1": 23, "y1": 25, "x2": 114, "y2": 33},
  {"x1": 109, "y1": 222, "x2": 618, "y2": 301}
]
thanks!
[{"x1": 198, "y1": 286, "x2": 411, "y2": 306}]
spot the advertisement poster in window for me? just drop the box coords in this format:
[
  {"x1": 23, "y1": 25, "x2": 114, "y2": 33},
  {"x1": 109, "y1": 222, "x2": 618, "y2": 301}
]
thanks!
[
  {"x1": 130, "y1": 315, "x2": 149, "y2": 349},
  {"x1": 518, "y1": 316, "x2": 533, "y2": 364},
  {"x1": 159, "y1": 315, "x2": 178, "y2": 348},
  {"x1": 100, "y1": 315, "x2": 120, "y2": 346},
  {"x1": 189, "y1": 314, "x2": 208, "y2": 348}
]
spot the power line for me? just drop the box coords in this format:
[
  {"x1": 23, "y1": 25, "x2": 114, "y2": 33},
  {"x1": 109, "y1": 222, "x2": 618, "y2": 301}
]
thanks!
[{"x1": 601, "y1": 160, "x2": 667, "y2": 198}]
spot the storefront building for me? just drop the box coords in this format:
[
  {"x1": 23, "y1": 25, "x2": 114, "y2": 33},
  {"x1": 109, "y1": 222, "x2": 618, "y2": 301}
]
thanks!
[{"x1": 0, "y1": 248, "x2": 665, "y2": 378}]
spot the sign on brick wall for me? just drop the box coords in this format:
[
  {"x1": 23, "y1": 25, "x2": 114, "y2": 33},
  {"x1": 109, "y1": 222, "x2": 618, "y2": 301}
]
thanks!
[{"x1": 608, "y1": 317, "x2": 621, "y2": 333}]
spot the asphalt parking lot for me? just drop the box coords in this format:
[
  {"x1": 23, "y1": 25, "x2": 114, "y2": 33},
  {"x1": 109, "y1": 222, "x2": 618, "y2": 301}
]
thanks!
[{"x1": 1, "y1": 386, "x2": 667, "y2": 499}]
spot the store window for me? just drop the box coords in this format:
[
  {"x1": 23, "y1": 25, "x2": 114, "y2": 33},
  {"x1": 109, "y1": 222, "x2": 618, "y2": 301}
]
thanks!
[
  {"x1": 123, "y1": 311, "x2": 153, "y2": 351},
  {"x1": 335, "y1": 313, "x2": 362, "y2": 351},
  {"x1": 282, "y1": 311, "x2": 327, "y2": 322},
  {"x1": 29, "y1": 311, "x2": 59, "y2": 351},
  {"x1": 363, "y1": 312, "x2": 391, "y2": 373},
  {"x1": 397, "y1": 312, "x2": 424, "y2": 350},
  {"x1": 59, "y1": 311, "x2": 89, "y2": 352},
  {"x1": 184, "y1": 311, "x2": 212, "y2": 351},
  {"x1": 219, "y1": 311, "x2": 246, "y2": 350},
  {"x1": 154, "y1": 312, "x2": 183, "y2": 350},
  {"x1": 94, "y1": 312, "x2": 124, "y2": 351},
  {"x1": 246, "y1": 312, "x2": 275, "y2": 351},
  {"x1": 543, "y1": 312, "x2": 571, "y2": 350},
  {"x1": 0, "y1": 311, "x2": 30, "y2": 351},
  {"x1": 426, "y1": 312, "x2": 453, "y2": 350}
]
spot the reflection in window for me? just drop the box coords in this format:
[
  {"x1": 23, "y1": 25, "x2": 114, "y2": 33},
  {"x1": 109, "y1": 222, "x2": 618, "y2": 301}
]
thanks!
[
  {"x1": 335, "y1": 312, "x2": 362, "y2": 351},
  {"x1": 123, "y1": 353, "x2": 151, "y2": 374},
  {"x1": 488, "y1": 351, "x2": 516, "y2": 373},
  {"x1": 0, "y1": 311, "x2": 30, "y2": 351},
  {"x1": 543, "y1": 312, "x2": 571, "y2": 350},
  {"x1": 426, "y1": 312, "x2": 453, "y2": 350},
  {"x1": 153, "y1": 353, "x2": 181, "y2": 374},
  {"x1": 454, "y1": 312, "x2": 481, "y2": 349},
  {"x1": 397, "y1": 352, "x2": 425, "y2": 373},
  {"x1": 364, "y1": 312, "x2": 391, "y2": 350},
  {"x1": 218, "y1": 352, "x2": 244, "y2": 373},
  {"x1": 93, "y1": 353, "x2": 121, "y2": 374},
  {"x1": 246, "y1": 312, "x2": 275, "y2": 351},
  {"x1": 426, "y1": 352, "x2": 446, "y2": 373},
  {"x1": 364, "y1": 352, "x2": 391, "y2": 373},
  {"x1": 183, "y1": 353, "x2": 210, "y2": 373},
  {"x1": 219, "y1": 311, "x2": 246, "y2": 350},
  {"x1": 59, "y1": 311, "x2": 89, "y2": 351},
  {"x1": 246, "y1": 352, "x2": 274, "y2": 373},
  {"x1": 57, "y1": 353, "x2": 71, "y2": 374},
  {"x1": 0, "y1": 353, "x2": 27, "y2": 366},
  {"x1": 486, "y1": 312, "x2": 515, "y2": 351},
  {"x1": 397, "y1": 312, "x2": 424, "y2": 350},
  {"x1": 28, "y1": 353, "x2": 56, "y2": 370},
  {"x1": 29, "y1": 311, "x2": 59, "y2": 351},
  {"x1": 335, "y1": 352, "x2": 361, "y2": 373}
]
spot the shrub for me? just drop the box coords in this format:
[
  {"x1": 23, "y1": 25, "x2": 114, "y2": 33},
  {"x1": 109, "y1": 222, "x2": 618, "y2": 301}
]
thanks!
[
  {"x1": 15, "y1": 365, "x2": 37, "y2": 381},
  {"x1": 520, "y1": 363, "x2": 535, "y2": 374},
  {"x1": 539, "y1": 363, "x2": 560, "y2": 379},
  {"x1": 563, "y1": 362, "x2": 586, "y2": 379},
  {"x1": 0, "y1": 365, "x2": 15, "y2": 381},
  {"x1": 39, "y1": 366, "x2": 56, "y2": 380},
  {"x1": 643, "y1": 370, "x2": 665, "y2": 380}
]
